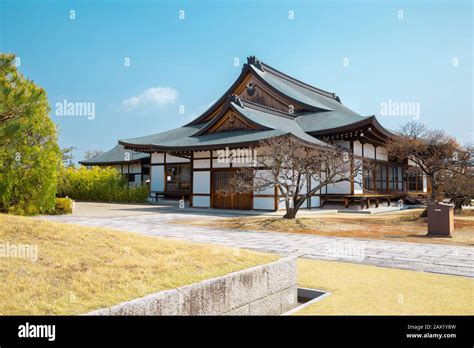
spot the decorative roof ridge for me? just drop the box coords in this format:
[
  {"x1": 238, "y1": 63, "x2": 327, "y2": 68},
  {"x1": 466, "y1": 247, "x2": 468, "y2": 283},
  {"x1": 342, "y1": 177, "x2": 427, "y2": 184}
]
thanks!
[
  {"x1": 295, "y1": 110, "x2": 370, "y2": 119},
  {"x1": 246, "y1": 56, "x2": 264, "y2": 71},
  {"x1": 246, "y1": 56, "x2": 341, "y2": 102},
  {"x1": 262, "y1": 62, "x2": 340, "y2": 101},
  {"x1": 227, "y1": 94, "x2": 244, "y2": 107}
]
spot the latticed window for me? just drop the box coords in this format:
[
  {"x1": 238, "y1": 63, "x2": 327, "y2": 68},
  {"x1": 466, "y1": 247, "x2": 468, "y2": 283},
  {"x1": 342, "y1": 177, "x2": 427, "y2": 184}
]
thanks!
[
  {"x1": 376, "y1": 164, "x2": 388, "y2": 192},
  {"x1": 363, "y1": 165, "x2": 374, "y2": 191},
  {"x1": 213, "y1": 171, "x2": 231, "y2": 193},
  {"x1": 212, "y1": 170, "x2": 253, "y2": 210},
  {"x1": 166, "y1": 164, "x2": 190, "y2": 191},
  {"x1": 408, "y1": 171, "x2": 424, "y2": 192},
  {"x1": 389, "y1": 165, "x2": 404, "y2": 192}
]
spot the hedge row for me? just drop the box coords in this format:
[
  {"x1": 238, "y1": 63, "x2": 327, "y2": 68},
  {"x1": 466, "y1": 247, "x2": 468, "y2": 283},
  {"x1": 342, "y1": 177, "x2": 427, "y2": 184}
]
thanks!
[{"x1": 57, "y1": 166, "x2": 149, "y2": 203}]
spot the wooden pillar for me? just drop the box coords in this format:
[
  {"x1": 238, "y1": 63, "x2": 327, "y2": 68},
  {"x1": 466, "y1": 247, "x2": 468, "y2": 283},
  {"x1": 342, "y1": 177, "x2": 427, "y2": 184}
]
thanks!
[
  {"x1": 127, "y1": 163, "x2": 130, "y2": 187},
  {"x1": 274, "y1": 186, "x2": 278, "y2": 211},
  {"x1": 190, "y1": 151, "x2": 194, "y2": 208},
  {"x1": 386, "y1": 163, "x2": 390, "y2": 193},
  {"x1": 350, "y1": 140, "x2": 354, "y2": 195},
  {"x1": 163, "y1": 151, "x2": 167, "y2": 193},
  {"x1": 210, "y1": 150, "x2": 213, "y2": 208}
]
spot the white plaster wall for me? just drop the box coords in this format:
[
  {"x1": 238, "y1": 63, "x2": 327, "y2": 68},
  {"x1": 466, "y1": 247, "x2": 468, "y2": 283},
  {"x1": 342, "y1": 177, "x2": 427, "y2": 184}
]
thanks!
[
  {"x1": 134, "y1": 163, "x2": 142, "y2": 173},
  {"x1": 166, "y1": 154, "x2": 190, "y2": 163},
  {"x1": 278, "y1": 198, "x2": 286, "y2": 210},
  {"x1": 193, "y1": 196, "x2": 210, "y2": 208},
  {"x1": 120, "y1": 163, "x2": 142, "y2": 174},
  {"x1": 354, "y1": 159, "x2": 363, "y2": 194},
  {"x1": 254, "y1": 170, "x2": 274, "y2": 195},
  {"x1": 194, "y1": 151, "x2": 210, "y2": 158},
  {"x1": 325, "y1": 176, "x2": 351, "y2": 194},
  {"x1": 353, "y1": 141, "x2": 363, "y2": 157},
  {"x1": 230, "y1": 148, "x2": 255, "y2": 167},
  {"x1": 310, "y1": 196, "x2": 321, "y2": 207},
  {"x1": 300, "y1": 177, "x2": 308, "y2": 194},
  {"x1": 193, "y1": 171, "x2": 210, "y2": 194},
  {"x1": 364, "y1": 143, "x2": 375, "y2": 159},
  {"x1": 151, "y1": 165, "x2": 164, "y2": 192},
  {"x1": 151, "y1": 153, "x2": 164, "y2": 164},
  {"x1": 194, "y1": 159, "x2": 210, "y2": 169},
  {"x1": 212, "y1": 159, "x2": 230, "y2": 168},
  {"x1": 376, "y1": 147, "x2": 388, "y2": 161},
  {"x1": 232, "y1": 161, "x2": 254, "y2": 168},
  {"x1": 423, "y1": 174, "x2": 428, "y2": 193},
  {"x1": 308, "y1": 176, "x2": 321, "y2": 207},
  {"x1": 335, "y1": 140, "x2": 350, "y2": 149},
  {"x1": 253, "y1": 197, "x2": 274, "y2": 210},
  {"x1": 310, "y1": 177, "x2": 320, "y2": 192}
]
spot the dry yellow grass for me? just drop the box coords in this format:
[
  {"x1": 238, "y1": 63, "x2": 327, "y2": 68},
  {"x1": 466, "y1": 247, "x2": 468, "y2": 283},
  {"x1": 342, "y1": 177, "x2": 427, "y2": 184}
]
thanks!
[
  {"x1": 0, "y1": 214, "x2": 276, "y2": 315},
  {"x1": 296, "y1": 258, "x2": 474, "y2": 315},
  {"x1": 177, "y1": 209, "x2": 474, "y2": 246}
]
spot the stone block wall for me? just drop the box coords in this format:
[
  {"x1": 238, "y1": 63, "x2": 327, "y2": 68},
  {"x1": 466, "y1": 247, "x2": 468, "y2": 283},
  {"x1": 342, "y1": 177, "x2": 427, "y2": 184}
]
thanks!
[{"x1": 87, "y1": 256, "x2": 297, "y2": 316}]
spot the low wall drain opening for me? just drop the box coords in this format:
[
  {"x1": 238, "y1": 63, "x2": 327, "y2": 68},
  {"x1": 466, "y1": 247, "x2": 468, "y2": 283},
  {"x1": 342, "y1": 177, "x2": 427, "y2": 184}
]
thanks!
[{"x1": 283, "y1": 287, "x2": 330, "y2": 315}]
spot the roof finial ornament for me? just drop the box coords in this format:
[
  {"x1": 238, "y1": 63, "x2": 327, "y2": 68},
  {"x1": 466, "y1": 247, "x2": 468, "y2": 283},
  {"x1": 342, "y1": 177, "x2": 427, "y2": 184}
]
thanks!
[
  {"x1": 228, "y1": 94, "x2": 244, "y2": 107},
  {"x1": 247, "y1": 56, "x2": 263, "y2": 71}
]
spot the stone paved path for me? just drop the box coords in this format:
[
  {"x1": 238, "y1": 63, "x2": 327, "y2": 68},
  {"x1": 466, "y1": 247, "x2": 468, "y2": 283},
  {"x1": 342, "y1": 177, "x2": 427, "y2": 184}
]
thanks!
[{"x1": 42, "y1": 205, "x2": 474, "y2": 278}]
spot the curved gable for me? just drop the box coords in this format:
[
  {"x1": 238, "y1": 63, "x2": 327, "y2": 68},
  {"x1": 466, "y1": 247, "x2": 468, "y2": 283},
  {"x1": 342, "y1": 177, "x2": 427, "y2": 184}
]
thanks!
[
  {"x1": 194, "y1": 98, "x2": 272, "y2": 136},
  {"x1": 185, "y1": 59, "x2": 329, "y2": 126}
]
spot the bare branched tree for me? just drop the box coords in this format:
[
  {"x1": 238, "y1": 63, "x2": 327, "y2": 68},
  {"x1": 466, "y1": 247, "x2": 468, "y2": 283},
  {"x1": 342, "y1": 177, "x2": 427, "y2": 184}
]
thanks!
[
  {"x1": 84, "y1": 149, "x2": 104, "y2": 160},
  {"x1": 440, "y1": 144, "x2": 474, "y2": 213},
  {"x1": 443, "y1": 170, "x2": 474, "y2": 213},
  {"x1": 222, "y1": 135, "x2": 362, "y2": 219},
  {"x1": 386, "y1": 122, "x2": 469, "y2": 205}
]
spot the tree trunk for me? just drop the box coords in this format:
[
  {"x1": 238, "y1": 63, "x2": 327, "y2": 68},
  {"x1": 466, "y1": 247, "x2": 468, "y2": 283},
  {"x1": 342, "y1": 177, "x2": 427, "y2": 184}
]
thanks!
[
  {"x1": 429, "y1": 182, "x2": 438, "y2": 205},
  {"x1": 283, "y1": 194, "x2": 292, "y2": 218},
  {"x1": 283, "y1": 197, "x2": 306, "y2": 219},
  {"x1": 420, "y1": 178, "x2": 438, "y2": 218}
]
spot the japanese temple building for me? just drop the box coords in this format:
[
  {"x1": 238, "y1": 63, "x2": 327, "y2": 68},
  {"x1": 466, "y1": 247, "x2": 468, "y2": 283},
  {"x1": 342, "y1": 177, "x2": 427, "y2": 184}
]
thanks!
[
  {"x1": 116, "y1": 56, "x2": 427, "y2": 210},
  {"x1": 79, "y1": 145, "x2": 150, "y2": 186}
]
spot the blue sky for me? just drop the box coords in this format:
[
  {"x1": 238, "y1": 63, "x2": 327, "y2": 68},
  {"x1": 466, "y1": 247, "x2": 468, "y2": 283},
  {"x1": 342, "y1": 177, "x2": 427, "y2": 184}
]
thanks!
[{"x1": 0, "y1": 0, "x2": 472, "y2": 161}]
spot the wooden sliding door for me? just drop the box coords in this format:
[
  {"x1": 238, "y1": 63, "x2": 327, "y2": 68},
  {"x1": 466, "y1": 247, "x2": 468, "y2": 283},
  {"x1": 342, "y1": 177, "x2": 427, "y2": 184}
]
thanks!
[{"x1": 212, "y1": 169, "x2": 252, "y2": 210}]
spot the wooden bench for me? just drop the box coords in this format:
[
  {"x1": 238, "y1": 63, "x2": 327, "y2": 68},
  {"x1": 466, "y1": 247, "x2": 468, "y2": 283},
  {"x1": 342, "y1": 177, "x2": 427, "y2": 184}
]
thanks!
[{"x1": 321, "y1": 194, "x2": 403, "y2": 209}]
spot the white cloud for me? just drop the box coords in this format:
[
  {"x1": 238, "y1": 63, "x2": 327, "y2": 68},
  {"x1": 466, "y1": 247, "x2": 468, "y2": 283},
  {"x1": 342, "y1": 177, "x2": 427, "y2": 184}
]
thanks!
[{"x1": 122, "y1": 87, "x2": 178, "y2": 110}]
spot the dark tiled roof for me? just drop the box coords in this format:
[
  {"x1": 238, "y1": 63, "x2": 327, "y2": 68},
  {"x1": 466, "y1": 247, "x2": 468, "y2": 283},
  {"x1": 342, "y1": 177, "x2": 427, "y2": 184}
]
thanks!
[
  {"x1": 296, "y1": 111, "x2": 372, "y2": 133},
  {"x1": 248, "y1": 59, "x2": 393, "y2": 137},
  {"x1": 119, "y1": 100, "x2": 326, "y2": 151},
  {"x1": 120, "y1": 56, "x2": 394, "y2": 151},
  {"x1": 79, "y1": 145, "x2": 149, "y2": 165}
]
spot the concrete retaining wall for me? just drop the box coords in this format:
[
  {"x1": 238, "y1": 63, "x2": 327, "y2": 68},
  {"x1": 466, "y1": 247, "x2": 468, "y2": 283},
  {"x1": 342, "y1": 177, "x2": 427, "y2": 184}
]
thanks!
[{"x1": 87, "y1": 256, "x2": 297, "y2": 316}]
